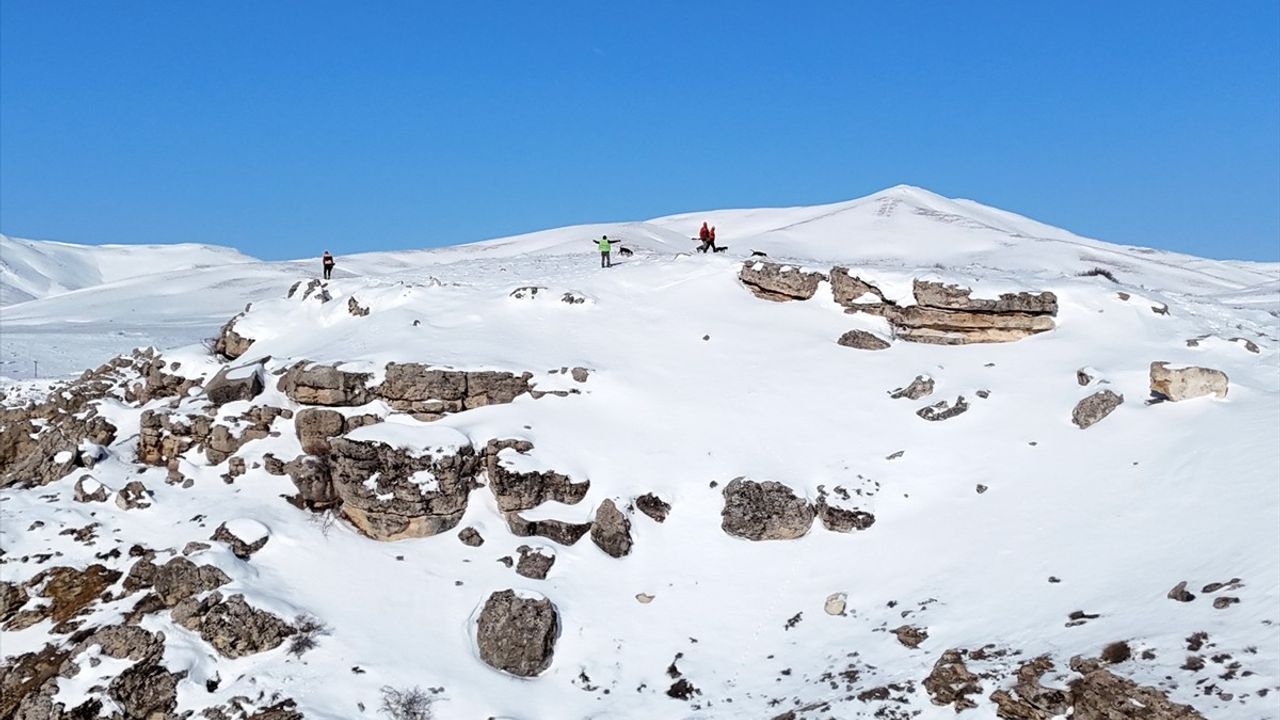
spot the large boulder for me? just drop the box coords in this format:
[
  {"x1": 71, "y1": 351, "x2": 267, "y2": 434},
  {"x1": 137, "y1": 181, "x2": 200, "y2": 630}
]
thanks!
[
  {"x1": 277, "y1": 363, "x2": 373, "y2": 406},
  {"x1": 739, "y1": 262, "x2": 826, "y2": 302},
  {"x1": 830, "y1": 267, "x2": 889, "y2": 307},
  {"x1": 151, "y1": 557, "x2": 230, "y2": 606},
  {"x1": 204, "y1": 363, "x2": 264, "y2": 406},
  {"x1": 720, "y1": 478, "x2": 814, "y2": 541},
  {"x1": 375, "y1": 363, "x2": 533, "y2": 417},
  {"x1": 214, "y1": 312, "x2": 254, "y2": 360},
  {"x1": 590, "y1": 499, "x2": 633, "y2": 558},
  {"x1": 875, "y1": 305, "x2": 1056, "y2": 345},
  {"x1": 326, "y1": 427, "x2": 480, "y2": 540},
  {"x1": 484, "y1": 440, "x2": 589, "y2": 512},
  {"x1": 837, "y1": 330, "x2": 891, "y2": 350},
  {"x1": 1149, "y1": 362, "x2": 1228, "y2": 401},
  {"x1": 176, "y1": 593, "x2": 295, "y2": 659},
  {"x1": 1072, "y1": 390, "x2": 1124, "y2": 429},
  {"x1": 475, "y1": 589, "x2": 559, "y2": 677}
]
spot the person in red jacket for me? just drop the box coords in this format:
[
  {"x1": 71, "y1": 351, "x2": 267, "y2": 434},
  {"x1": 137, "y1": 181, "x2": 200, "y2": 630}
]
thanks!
[
  {"x1": 698, "y1": 222, "x2": 713, "y2": 253},
  {"x1": 710, "y1": 225, "x2": 717, "y2": 249}
]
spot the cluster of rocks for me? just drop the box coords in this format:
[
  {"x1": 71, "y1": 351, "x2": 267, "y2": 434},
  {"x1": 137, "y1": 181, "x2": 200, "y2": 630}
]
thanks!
[
  {"x1": 720, "y1": 478, "x2": 874, "y2": 541},
  {"x1": 739, "y1": 262, "x2": 1060, "y2": 345},
  {"x1": 138, "y1": 403, "x2": 291, "y2": 471}
]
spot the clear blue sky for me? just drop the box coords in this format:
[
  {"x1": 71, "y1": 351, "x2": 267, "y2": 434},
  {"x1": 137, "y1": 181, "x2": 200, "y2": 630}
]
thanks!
[{"x1": 2, "y1": 2, "x2": 1277, "y2": 261}]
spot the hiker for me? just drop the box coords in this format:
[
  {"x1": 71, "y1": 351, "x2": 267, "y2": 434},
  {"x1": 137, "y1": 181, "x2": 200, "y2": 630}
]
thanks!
[
  {"x1": 698, "y1": 222, "x2": 712, "y2": 253},
  {"x1": 321, "y1": 250, "x2": 335, "y2": 280},
  {"x1": 597, "y1": 235, "x2": 613, "y2": 268},
  {"x1": 710, "y1": 225, "x2": 718, "y2": 251}
]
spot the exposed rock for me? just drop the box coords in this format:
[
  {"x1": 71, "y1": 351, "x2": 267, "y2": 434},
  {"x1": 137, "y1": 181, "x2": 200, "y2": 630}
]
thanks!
[
  {"x1": 108, "y1": 660, "x2": 185, "y2": 719},
  {"x1": 917, "y1": 396, "x2": 969, "y2": 421},
  {"x1": 294, "y1": 408, "x2": 349, "y2": 454},
  {"x1": 875, "y1": 304, "x2": 1056, "y2": 345},
  {"x1": 504, "y1": 512, "x2": 593, "y2": 546},
  {"x1": 1149, "y1": 362, "x2": 1229, "y2": 401},
  {"x1": 458, "y1": 527, "x2": 485, "y2": 546},
  {"x1": 73, "y1": 475, "x2": 110, "y2": 503},
  {"x1": 376, "y1": 363, "x2": 533, "y2": 416},
  {"x1": 214, "y1": 312, "x2": 254, "y2": 360},
  {"x1": 892, "y1": 625, "x2": 929, "y2": 648},
  {"x1": 5, "y1": 564, "x2": 122, "y2": 631},
  {"x1": 115, "y1": 480, "x2": 153, "y2": 510},
  {"x1": 347, "y1": 296, "x2": 370, "y2": 316},
  {"x1": 720, "y1": 478, "x2": 814, "y2": 541},
  {"x1": 71, "y1": 624, "x2": 166, "y2": 663},
  {"x1": 282, "y1": 454, "x2": 338, "y2": 510},
  {"x1": 484, "y1": 440, "x2": 588, "y2": 512},
  {"x1": 277, "y1": 362, "x2": 373, "y2": 406},
  {"x1": 1068, "y1": 656, "x2": 1206, "y2": 719},
  {"x1": 739, "y1": 261, "x2": 826, "y2": 301},
  {"x1": 476, "y1": 590, "x2": 558, "y2": 677},
  {"x1": 635, "y1": 493, "x2": 671, "y2": 523},
  {"x1": 1212, "y1": 596, "x2": 1239, "y2": 609},
  {"x1": 1077, "y1": 368, "x2": 1095, "y2": 386},
  {"x1": 0, "y1": 399, "x2": 116, "y2": 489},
  {"x1": 211, "y1": 520, "x2": 270, "y2": 560},
  {"x1": 824, "y1": 592, "x2": 846, "y2": 616},
  {"x1": 913, "y1": 279, "x2": 1058, "y2": 315},
  {"x1": 0, "y1": 582, "x2": 28, "y2": 624},
  {"x1": 152, "y1": 557, "x2": 231, "y2": 606},
  {"x1": 515, "y1": 546, "x2": 556, "y2": 580},
  {"x1": 890, "y1": 375, "x2": 934, "y2": 400},
  {"x1": 590, "y1": 499, "x2": 633, "y2": 558},
  {"x1": 509, "y1": 285, "x2": 545, "y2": 299},
  {"x1": 989, "y1": 655, "x2": 1070, "y2": 720},
  {"x1": 176, "y1": 593, "x2": 296, "y2": 659},
  {"x1": 636, "y1": 593, "x2": 655, "y2": 604},
  {"x1": 837, "y1": 329, "x2": 891, "y2": 350},
  {"x1": 1167, "y1": 581, "x2": 1195, "y2": 603},
  {"x1": 204, "y1": 363, "x2": 265, "y2": 407},
  {"x1": 830, "y1": 267, "x2": 889, "y2": 307},
  {"x1": 326, "y1": 431, "x2": 479, "y2": 541},
  {"x1": 815, "y1": 499, "x2": 875, "y2": 533},
  {"x1": 1073, "y1": 390, "x2": 1124, "y2": 429},
  {"x1": 923, "y1": 649, "x2": 982, "y2": 711}
]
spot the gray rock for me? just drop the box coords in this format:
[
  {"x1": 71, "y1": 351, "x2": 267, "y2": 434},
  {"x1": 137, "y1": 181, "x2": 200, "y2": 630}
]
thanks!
[
  {"x1": 185, "y1": 594, "x2": 296, "y2": 659},
  {"x1": 635, "y1": 493, "x2": 671, "y2": 523},
  {"x1": 917, "y1": 396, "x2": 969, "y2": 421},
  {"x1": 204, "y1": 363, "x2": 264, "y2": 407},
  {"x1": 515, "y1": 546, "x2": 556, "y2": 580},
  {"x1": 475, "y1": 589, "x2": 559, "y2": 677},
  {"x1": 210, "y1": 521, "x2": 270, "y2": 560},
  {"x1": 890, "y1": 375, "x2": 934, "y2": 400},
  {"x1": 815, "y1": 500, "x2": 875, "y2": 533},
  {"x1": 277, "y1": 363, "x2": 373, "y2": 406},
  {"x1": 720, "y1": 478, "x2": 814, "y2": 541},
  {"x1": 152, "y1": 557, "x2": 231, "y2": 606},
  {"x1": 485, "y1": 440, "x2": 588, "y2": 512},
  {"x1": 458, "y1": 527, "x2": 485, "y2": 547},
  {"x1": 590, "y1": 499, "x2": 633, "y2": 558},
  {"x1": 837, "y1": 329, "x2": 891, "y2": 350},
  {"x1": 294, "y1": 408, "x2": 348, "y2": 454},
  {"x1": 115, "y1": 481, "x2": 153, "y2": 510},
  {"x1": 504, "y1": 512, "x2": 593, "y2": 546},
  {"x1": 1149, "y1": 362, "x2": 1228, "y2": 401},
  {"x1": 913, "y1": 279, "x2": 1058, "y2": 315},
  {"x1": 108, "y1": 661, "x2": 184, "y2": 719},
  {"x1": 73, "y1": 475, "x2": 110, "y2": 503},
  {"x1": 739, "y1": 261, "x2": 826, "y2": 301},
  {"x1": 830, "y1": 267, "x2": 888, "y2": 307},
  {"x1": 1072, "y1": 390, "x2": 1124, "y2": 429}
]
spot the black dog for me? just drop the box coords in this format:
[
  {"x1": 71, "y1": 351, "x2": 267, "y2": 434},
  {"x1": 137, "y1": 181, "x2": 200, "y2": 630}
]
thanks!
[
  {"x1": 618, "y1": 247, "x2": 633, "y2": 257},
  {"x1": 750, "y1": 250, "x2": 767, "y2": 257},
  {"x1": 712, "y1": 245, "x2": 729, "y2": 253}
]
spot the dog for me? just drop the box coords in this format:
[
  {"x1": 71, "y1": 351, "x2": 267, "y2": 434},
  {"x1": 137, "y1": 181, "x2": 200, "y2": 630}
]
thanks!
[
  {"x1": 750, "y1": 250, "x2": 767, "y2": 257},
  {"x1": 618, "y1": 247, "x2": 633, "y2": 257},
  {"x1": 712, "y1": 245, "x2": 729, "y2": 253}
]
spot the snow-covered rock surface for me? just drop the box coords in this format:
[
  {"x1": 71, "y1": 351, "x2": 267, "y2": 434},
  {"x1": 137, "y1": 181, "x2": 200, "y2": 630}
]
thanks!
[{"x1": 0, "y1": 185, "x2": 1277, "y2": 718}]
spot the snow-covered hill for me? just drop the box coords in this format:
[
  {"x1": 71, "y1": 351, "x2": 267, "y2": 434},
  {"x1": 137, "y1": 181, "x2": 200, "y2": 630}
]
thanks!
[{"x1": 0, "y1": 186, "x2": 1277, "y2": 719}]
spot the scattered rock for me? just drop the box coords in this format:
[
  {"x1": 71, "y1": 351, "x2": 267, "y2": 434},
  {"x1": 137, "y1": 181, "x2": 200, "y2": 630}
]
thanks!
[
  {"x1": 1149, "y1": 362, "x2": 1229, "y2": 401},
  {"x1": 1072, "y1": 390, "x2": 1124, "y2": 429},
  {"x1": 893, "y1": 625, "x2": 929, "y2": 648},
  {"x1": 590, "y1": 499, "x2": 633, "y2": 558},
  {"x1": 347, "y1": 296, "x2": 370, "y2": 316},
  {"x1": 515, "y1": 546, "x2": 556, "y2": 580},
  {"x1": 73, "y1": 475, "x2": 110, "y2": 503},
  {"x1": 923, "y1": 648, "x2": 982, "y2": 710},
  {"x1": 458, "y1": 527, "x2": 485, "y2": 547},
  {"x1": 635, "y1": 493, "x2": 671, "y2": 523},
  {"x1": 815, "y1": 499, "x2": 875, "y2": 533},
  {"x1": 1167, "y1": 581, "x2": 1195, "y2": 602},
  {"x1": 889, "y1": 375, "x2": 934, "y2": 400},
  {"x1": 837, "y1": 329, "x2": 891, "y2": 350},
  {"x1": 916, "y1": 396, "x2": 969, "y2": 421},
  {"x1": 475, "y1": 589, "x2": 559, "y2": 677},
  {"x1": 210, "y1": 520, "x2": 270, "y2": 560},
  {"x1": 720, "y1": 478, "x2": 814, "y2": 541},
  {"x1": 115, "y1": 481, "x2": 153, "y2": 510},
  {"x1": 824, "y1": 593, "x2": 847, "y2": 616},
  {"x1": 1069, "y1": 656, "x2": 1206, "y2": 719}
]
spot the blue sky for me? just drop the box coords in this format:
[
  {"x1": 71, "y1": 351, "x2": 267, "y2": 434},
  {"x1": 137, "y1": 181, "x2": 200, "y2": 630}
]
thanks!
[{"x1": 1, "y1": 2, "x2": 1277, "y2": 261}]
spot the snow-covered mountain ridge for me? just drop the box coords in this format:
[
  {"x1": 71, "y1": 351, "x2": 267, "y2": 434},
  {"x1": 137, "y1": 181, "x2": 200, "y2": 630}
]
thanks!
[{"x1": 0, "y1": 185, "x2": 1277, "y2": 719}]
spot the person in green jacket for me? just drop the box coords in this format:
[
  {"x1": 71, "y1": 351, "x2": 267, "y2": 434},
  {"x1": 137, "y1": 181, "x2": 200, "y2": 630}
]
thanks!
[{"x1": 597, "y1": 234, "x2": 614, "y2": 268}]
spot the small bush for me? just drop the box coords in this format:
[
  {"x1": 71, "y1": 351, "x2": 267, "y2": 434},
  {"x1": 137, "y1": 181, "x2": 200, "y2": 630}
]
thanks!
[
  {"x1": 380, "y1": 686, "x2": 434, "y2": 720},
  {"x1": 287, "y1": 614, "x2": 331, "y2": 657},
  {"x1": 1078, "y1": 267, "x2": 1118, "y2": 283}
]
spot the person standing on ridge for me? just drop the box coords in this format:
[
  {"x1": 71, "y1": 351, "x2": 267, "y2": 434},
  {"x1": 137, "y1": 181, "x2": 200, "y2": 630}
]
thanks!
[
  {"x1": 698, "y1": 222, "x2": 712, "y2": 252},
  {"x1": 709, "y1": 225, "x2": 718, "y2": 251},
  {"x1": 597, "y1": 235, "x2": 614, "y2": 268},
  {"x1": 322, "y1": 250, "x2": 335, "y2": 280}
]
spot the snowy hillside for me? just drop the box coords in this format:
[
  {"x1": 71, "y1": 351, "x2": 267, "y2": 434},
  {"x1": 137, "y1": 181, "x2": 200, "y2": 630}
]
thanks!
[{"x1": 0, "y1": 186, "x2": 1277, "y2": 719}]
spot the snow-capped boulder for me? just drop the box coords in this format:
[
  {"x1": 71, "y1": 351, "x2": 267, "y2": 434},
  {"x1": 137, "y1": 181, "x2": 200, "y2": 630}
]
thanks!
[
  {"x1": 515, "y1": 545, "x2": 556, "y2": 580},
  {"x1": 204, "y1": 362, "x2": 264, "y2": 406},
  {"x1": 173, "y1": 593, "x2": 296, "y2": 659},
  {"x1": 74, "y1": 475, "x2": 110, "y2": 503},
  {"x1": 475, "y1": 589, "x2": 559, "y2": 677},
  {"x1": 917, "y1": 396, "x2": 969, "y2": 421},
  {"x1": 720, "y1": 478, "x2": 814, "y2": 541},
  {"x1": 278, "y1": 363, "x2": 374, "y2": 406},
  {"x1": 1149, "y1": 362, "x2": 1229, "y2": 401},
  {"x1": 739, "y1": 261, "x2": 826, "y2": 301},
  {"x1": 211, "y1": 519, "x2": 271, "y2": 560},
  {"x1": 590, "y1": 499, "x2": 633, "y2": 558},
  {"x1": 837, "y1": 329, "x2": 891, "y2": 350},
  {"x1": 214, "y1": 310, "x2": 254, "y2": 360},
  {"x1": 1072, "y1": 390, "x2": 1124, "y2": 429},
  {"x1": 913, "y1": 280, "x2": 1058, "y2": 315},
  {"x1": 830, "y1": 267, "x2": 889, "y2": 307},
  {"x1": 484, "y1": 440, "x2": 589, "y2": 513},
  {"x1": 115, "y1": 480, "x2": 154, "y2": 511}
]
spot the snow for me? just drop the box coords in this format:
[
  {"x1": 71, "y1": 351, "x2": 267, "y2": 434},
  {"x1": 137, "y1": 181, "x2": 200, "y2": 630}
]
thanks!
[
  {"x1": 223, "y1": 518, "x2": 270, "y2": 545},
  {"x1": 1, "y1": 185, "x2": 1277, "y2": 718}
]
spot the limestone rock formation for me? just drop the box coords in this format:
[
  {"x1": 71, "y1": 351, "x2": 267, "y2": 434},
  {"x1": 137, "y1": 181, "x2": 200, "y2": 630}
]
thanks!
[
  {"x1": 721, "y1": 478, "x2": 814, "y2": 541},
  {"x1": 923, "y1": 649, "x2": 983, "y2": 711},
  {"x1": 484, "y1": 440, "x2": 589, "y2": 512},
  {"x1": 515, "y1": 546, "x2": 556, "y2": 580},
  {"x1": 837, "y1": 329, "x2": 891, "y2": 350},
  {"x1": 277, "y1": 363, "x2": 374, "y2": 406},
  {"x1": 211, "y1": 520, "x2": 270, "y2": 560},
  {"x1": 1073, "y1": 390, "x2": 1124, "y2": 429},
  {"x1": 590, "y1": 499, "x2": 633, "y2": 558},
  {"x1": 204, "y1": 363, "x2": 265, "y2": 407},
  {"x1": 815, "y1": 499, "x2": 875, "y2": 533},
  {"x1": 913, "y1": 280, "x2": 1058, "y2": 314},
  {"x1": 475, "y1": 589, "x2": 559, "y2": 677},
  {"x1": 830, "y1": 267, "x2": 889, "y2": 307},
  {"x1": 377, "y1": 363, "x2": 532, "y2": 416},
  {"x1": 739, "y1": 261, "x2": 826, "y2": 301},
  {"x1": 1149, "y1": 362, "x2": 1229, "y2": 401},
  {"x1": 890, "y1": 375, "x2": 935, "y2": 400},
  {"x1": 1068, "y1": 657, "x2": 1206, "y2": 719}
]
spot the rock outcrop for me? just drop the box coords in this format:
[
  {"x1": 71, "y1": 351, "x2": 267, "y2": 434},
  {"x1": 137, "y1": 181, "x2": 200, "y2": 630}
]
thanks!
[
  {"x1": 1072, "y1": 390, "x2": 1124, "y2": 429},
  {"x1": 739, "y1": 262, "x2": 826, "y2": 301},
  {"x1": 721, "y1": 478, "x2": 814, "y2": 541},
  {"x1": 917, "y1": 396, "x2": 969, "y2": 421},
  {"x1": 277, "y1": 363, "x2": 374, "y2": 406},
  {"x1": 475, "y1": 589, "x2": 559, "y2": 677},
  {"x1": 214, "y1": 310, "x2": 254, "y2": 360},
  {"x1": 890, "y1": 375, "x2": 935, "y2": 400},
  {"x1": 204, "y1": 363, "x2": 265, "y2": 407},
  {"x1": 837, "y1": 329, "x2": 891, "y2": 350},
  {"x1": 590, "y1": 499, "x2": 633, "y2": 558},
  {"x1": 923, "y1": 649, "x2": 983, "y2": 711},
  {"x1": 173, "y1": 593, "x2": 296, "y2": 659},
  {"x1": 830, "y1": 267, "x2": 889, "y2": 307},
  {"x1": 484, "y1": 440, "x2": 589, "y2": 512},
  {"x1": 1068, "y1": 657, "x2": 1206, "y2": 719},
  {"x1": 847, "y1": 280, "x2": 1059, "y2": 345},
  {"x1": 1149, "y1": 362, "x2": 1229, "y2": 401},
  {"x1": 377, "y1": 363, "x2": 533, "y2": 417}
]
